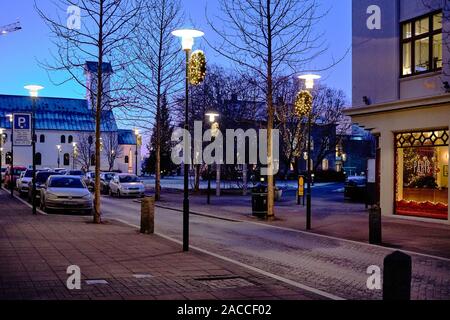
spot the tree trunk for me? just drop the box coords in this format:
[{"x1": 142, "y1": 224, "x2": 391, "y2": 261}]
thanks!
[
  {"x1": 93, "y1": 0, "x2": 104, "y2": 224},
  {"x1": 266, "y1": 0, "x2": 275, "y2": 219}
]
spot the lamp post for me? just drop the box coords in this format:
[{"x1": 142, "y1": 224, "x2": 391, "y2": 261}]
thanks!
[
  {"x1": 134, "y1": 129, "x2": 139, "y2": 176},
  {"x1": 298, "y1": 74, "x2": 320, "y2": 230},
  {"x1": 205, "y1": 110, "x2": 219, "y2": 205},
  {"x1": 25, "y1": 85, "x2": 43, "y2": 215},
  {"x1": 172, "y1": 28, "x2": 204, "y2": 252},
  {"x1": 56, "y1": 145, "x2": 62, "y2": 168},
  {"x1": 6, "y1": 114, "x2": 13, "y2": 197}
]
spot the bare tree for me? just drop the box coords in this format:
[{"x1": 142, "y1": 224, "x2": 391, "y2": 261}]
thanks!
[
  {"x1": 102, "y1": 132, "x2": 123, "y2": 171},
  {"x1": 36, "y1": 0, "x2": 142, "y2": 223},
  {"x1": 208, "y1": 0, "x2": 329, "y2": 217},
  {"x1": 123, "y1": 0, "x2": 182, "y2": 200},
  {"x1": 75, "y1": 133, "x2": 94, "y2": 171}
]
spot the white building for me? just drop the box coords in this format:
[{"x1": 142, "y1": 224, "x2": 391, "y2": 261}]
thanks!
[{"x1": 0, "y1": 62, "x2": 141, "y2": 174}]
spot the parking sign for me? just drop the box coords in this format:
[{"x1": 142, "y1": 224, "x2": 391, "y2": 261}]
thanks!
[{"x1": 13, "y1": 113, "x2": 32, "y2": 146}]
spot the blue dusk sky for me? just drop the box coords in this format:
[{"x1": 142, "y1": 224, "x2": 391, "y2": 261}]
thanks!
[{"x1": 0, "y1": 0, "x2": 351, "y2": 100}]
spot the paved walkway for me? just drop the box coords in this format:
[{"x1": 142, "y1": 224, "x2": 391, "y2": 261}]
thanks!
[
  {"x1": 155, "y1": 189, "x2": 450, "y2": 259},
  {"x1": 0, "y1": 190, "x2": 320, "y2": 300}
]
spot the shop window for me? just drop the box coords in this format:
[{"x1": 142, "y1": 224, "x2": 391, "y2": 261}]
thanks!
[{"x1": 395, "y1": 129, "x2": 449, "y2": 220}]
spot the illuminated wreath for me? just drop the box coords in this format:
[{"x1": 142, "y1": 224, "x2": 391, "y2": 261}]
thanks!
[
  {"x1": 188, "y1": 50, "x2": 207, "y2": 85},
  {"x1": 294, "y1": 90, "x2": 312, "y2": 117}
]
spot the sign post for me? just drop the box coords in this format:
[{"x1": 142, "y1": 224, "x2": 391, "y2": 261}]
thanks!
[
  {"x1": 298, "y1": 175, "x2": 305, "y2": 206},
  {"x1": 13, "y1": 114, "x2": 32, "y2": 147}
]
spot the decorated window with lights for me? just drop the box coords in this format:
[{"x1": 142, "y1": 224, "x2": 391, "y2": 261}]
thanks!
[{"x1": 395, "y1": 129, "x2": 449, "y2": 220}]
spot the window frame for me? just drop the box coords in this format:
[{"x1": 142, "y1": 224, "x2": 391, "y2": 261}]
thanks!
[{"x1": 400, "y1": 10, "x2": 443, "y2": 77}]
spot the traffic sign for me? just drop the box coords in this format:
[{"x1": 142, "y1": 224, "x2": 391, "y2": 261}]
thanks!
[{"x1": 13, "y1": 113, "x2": 32, "y2": 146}]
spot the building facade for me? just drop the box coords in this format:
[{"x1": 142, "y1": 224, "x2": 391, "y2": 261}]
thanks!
[
  {"x1": 347, "y1": 0, "x2": 450, "y2": 223},
  {"x1": 0, "y1": 62, "x2": 141, "y2": 175}
]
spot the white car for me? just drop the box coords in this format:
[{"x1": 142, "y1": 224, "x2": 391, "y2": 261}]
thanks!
[
  {"x1": 16, "y1": 169, "x2": 34, "y2": 196},
  {"x1": 109, "y1": 174, "x2": 145, "y2": 198}
]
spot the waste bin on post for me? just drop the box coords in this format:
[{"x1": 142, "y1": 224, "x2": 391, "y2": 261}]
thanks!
[
  {"x1": 369, "y1": 205, "x2": 382, "y2": 245},
  {"x1": 141, "y1": 196, "x2": 155, "y2": 234},
  {"x1": 252, "y1": 183, "x2": 268, "y2": 218}
]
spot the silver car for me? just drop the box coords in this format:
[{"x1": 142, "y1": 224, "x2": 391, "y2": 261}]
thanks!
[
  {"x1": 16, "y1": 169, "x2": 34, "y2": 196},
  {"x1": 109, "y1": 174, "x2": 145, "y2": 197},
  {"x1": 40, "y1": 175, "x2": 93, "y2": 215}
]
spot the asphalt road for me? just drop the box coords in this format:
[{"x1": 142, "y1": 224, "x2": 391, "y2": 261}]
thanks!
[{"x1": 99, "y1": 194, "x2": 450, "y2": 300}]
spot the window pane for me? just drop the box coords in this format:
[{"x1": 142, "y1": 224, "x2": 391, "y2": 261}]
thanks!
[
  {"x1": 415, "y1": 17, "x2": 429, "y2": 35},
  {"x1": 433, "y1": 33, "x2": 443, "y2": 69},
  {"x1": 415, "y1": 38, "x2": 430, "y2": 72},
  {"x1": 402, "y1": 22, "x2": 412, "y2": 39},
  {"x1": 433, "y1": 12, "x2": 442, "y2": 30},
  {"x1": 402, "y1": 42, "x2": 412, "y2": 75}
]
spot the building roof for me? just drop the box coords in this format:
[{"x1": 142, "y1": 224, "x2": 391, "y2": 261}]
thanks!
[
  {"x1": 0, "y1": 94, "x2": 117, "y2": 132},
  {"x1": 84, "y1": 61, "x2": 114, "y2": 74},
  {"x1": 117, "y1": 129, "x2": 137, "y2": 145}
]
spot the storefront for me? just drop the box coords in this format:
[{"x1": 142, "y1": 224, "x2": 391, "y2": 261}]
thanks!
[{"x1": 395, "y1": 129, "x2": 449, "y2": 220}]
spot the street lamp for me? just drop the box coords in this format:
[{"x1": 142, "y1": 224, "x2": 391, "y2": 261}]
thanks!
[
  {"x1": 172, "y1": 28, "x2": 204, "y2": 252},
  {"x1": 298, "y1": 74, "x2": 321, "y2": 230},
  {"x1": 25, "y1": 84, "x2": 43, "y2": 215},
  {"x1": 6, "y1": 114, "x2": 13, "y2": 197},
  {"x1": 205, "y1": 110, "x2": 219, "y2": 205},
  {"x1": 56, "y1": 145, "x2": 62, "y2": 168}
]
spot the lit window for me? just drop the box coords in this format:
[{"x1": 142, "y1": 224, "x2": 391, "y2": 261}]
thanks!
[{"x1": 401, "y1": 11, "x2": 442, "y2": 76}]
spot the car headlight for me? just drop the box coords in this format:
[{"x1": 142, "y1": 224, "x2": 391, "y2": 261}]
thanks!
[
  {"x1": 82, "y1": 193, "x2": 92, "y2": 199},
  {"x1": 46, "y1": 192, "x2": 58, "y2": 200}
]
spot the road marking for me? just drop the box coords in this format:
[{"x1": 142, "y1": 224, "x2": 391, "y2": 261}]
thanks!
[
  {"x1": 156, "y1": 205, "x2": 450, "y2": 263},
  {"x1": 111, "y1": 217, "x2": 345, "y2": 301}
]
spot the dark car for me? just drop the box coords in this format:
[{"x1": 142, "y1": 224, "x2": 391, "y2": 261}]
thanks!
[
  {"x1": 100, "y1": 172, "x2": 115, "y2": 194},
  {"x1": 66, "y1": 170, "x2": 84, "y2": 178},
  {"x1": 344, "y1": 176, "x2": 367, "y2": 202},
  {"x1": 27, "y1": 171, "x2": 58, "y2": 204}
]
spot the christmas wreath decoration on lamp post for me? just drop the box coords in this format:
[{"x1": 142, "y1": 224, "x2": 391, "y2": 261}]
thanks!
[
  {"x1": 294, "y1": 90, "x2": 313, "y2": 117},
  {"x1": 188, "y1": 50, "x2": 207, "y2": 86}
]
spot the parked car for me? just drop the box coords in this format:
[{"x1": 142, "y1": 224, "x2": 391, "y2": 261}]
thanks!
[
  {"x1": 83, "y1": 171, "x2": 95, "y2": 189},
  {"x1": 16, "y1": 169, "x2": 35, "y2": 196},
  {"x1": 100, "y1": 172, "x2": 116, "y2": 194},
  {"x1": 40, "y1": 175, "x2": 93, "y2": 215},
  {"x1": 66, "y1": 170, "x2": 84, "y2": 178},
  {"x1": 344, "y1": 176, "x2": 367, "y2": 202},
  {"x1": 27, "y1": 171, "x2": 58, "y2": 204},
  {"x1": 54, "y1": 168, "x2": 67, "y2": 175},
  {"x1": 109, "y1": 174, "x2": 145, "y2": 198},
  {"x1": 4, "y1": 166, "x2": 26, "y2": 189}
]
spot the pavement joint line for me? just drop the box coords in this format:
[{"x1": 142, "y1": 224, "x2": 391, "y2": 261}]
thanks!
[
  {"x1": 110, "y1": 217, "x2": 345, "y2": 301},
  {"x1": 157, "y1": 204, "x2": 450, "y2": 263}
]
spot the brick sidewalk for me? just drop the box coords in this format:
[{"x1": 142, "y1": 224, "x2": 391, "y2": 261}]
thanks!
[
  {"x1": 156, "y1": 191, "x2": 450, "y2": 259},
  {"x1": 0, "y1": 191, "x2": 321, "y2": 300}
]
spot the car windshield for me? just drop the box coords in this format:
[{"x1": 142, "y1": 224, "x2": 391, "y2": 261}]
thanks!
[
  {"x1": 104, "y1": 173, "x2": 114, "y2": 180},
  {"x1": 68, "y1": 171, "x2": 83, "y2": 176},
  {"x1": 119, "y1": 175, "x2": 139, "y2": 183},
  {"x1": 13, "y1": 169, "x2": 25, "y2": 175},
  {"x1": 24, "y1": 170, "x2": 34, "y2": 178},
  {"x1": 49, "y1": 177, "x2": 85, "y2": 189},
  {"x1": 36, "y1": 172, "x2": 56, "y2": 184}
]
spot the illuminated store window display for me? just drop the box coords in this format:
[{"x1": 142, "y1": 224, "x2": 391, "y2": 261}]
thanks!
[{"x1": 395, "y1": 129, "x2": 449, "y2": 220}]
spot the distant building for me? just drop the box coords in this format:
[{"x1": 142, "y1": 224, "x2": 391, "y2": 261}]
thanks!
[
  {"x1": 346, "y1": 1, "x2": 449, "y2": 223},
  {"x1": 0, "y1": 62, "x2": 141, "y2": 174}
]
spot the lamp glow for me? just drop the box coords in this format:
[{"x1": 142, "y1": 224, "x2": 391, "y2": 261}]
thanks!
[
  {"x1": 172, "y1": 29, "x2": 204, "y2": 51},
  {"x1": 24, "y1": 85, "x2": 44, "y2": 98},
  {"x1": 298, "y1": 74, "x2": 321, "y2": 90},
  {"x1": 205, "y1": 111, "x2": 219, "y2": 123}
]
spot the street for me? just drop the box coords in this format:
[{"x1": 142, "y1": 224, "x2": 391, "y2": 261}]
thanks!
[{"x1": 100, "y1": 193, "x2": 450, "y2": 300}]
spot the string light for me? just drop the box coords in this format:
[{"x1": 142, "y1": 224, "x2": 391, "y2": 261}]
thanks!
[
  {"x1": 294, "y1": 90, "x2": 313, "y2": 117},
  {"x1": 188, "y1": 50, "x2": 206, "y2": 86}
]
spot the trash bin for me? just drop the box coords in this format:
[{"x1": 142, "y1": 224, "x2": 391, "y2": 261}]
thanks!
[{"x1": 252, "y1": 183, "x2": 268, "y2": 218}]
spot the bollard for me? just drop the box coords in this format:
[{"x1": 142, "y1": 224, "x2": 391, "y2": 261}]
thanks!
[
  {"x1": 369, "y1": 205, "x2": 382, "y2": 245},
  {"x1": 383, "y1": 251, "x2": 412, "y2": 300},
  {"x1": 140, "y1": 196, "x2": 155, "y2": 234}
]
